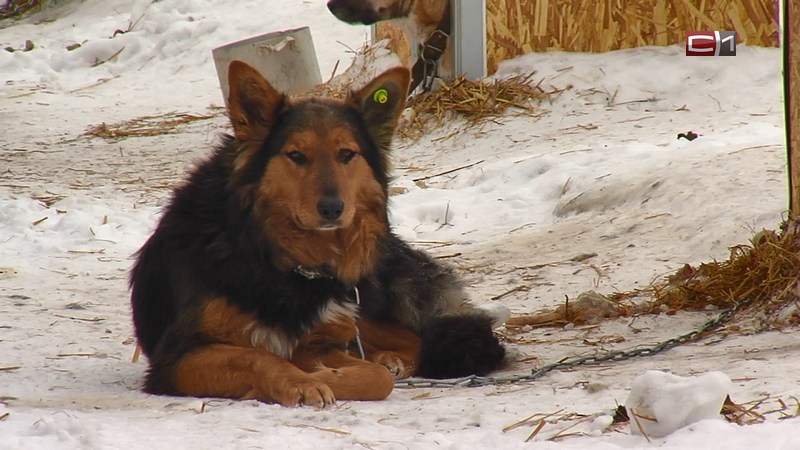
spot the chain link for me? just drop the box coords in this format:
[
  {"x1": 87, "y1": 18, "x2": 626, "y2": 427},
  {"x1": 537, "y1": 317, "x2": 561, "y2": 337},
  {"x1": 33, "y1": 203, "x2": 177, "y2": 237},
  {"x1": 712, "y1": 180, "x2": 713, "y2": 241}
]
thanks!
[{"x1": 395, "y1": 297, "x2": 753, "y2": 389}]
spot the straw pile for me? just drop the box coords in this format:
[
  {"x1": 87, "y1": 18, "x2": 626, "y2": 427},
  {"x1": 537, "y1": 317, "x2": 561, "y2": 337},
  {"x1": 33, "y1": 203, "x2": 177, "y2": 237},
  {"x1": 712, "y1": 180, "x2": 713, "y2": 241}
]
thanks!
[
  {"x1": 0, "y1": 0, "x2": 42, "y2": 20},
  {"x1": 509, "y1": 224, "x2": 800, "y2": 332},
  {"x1": 486, "y1": 0, "x2": 778, "y2": 73},
  {"x1": 400, "y1": 74, "x2": 552, "y2": 139},
  {"x1": 616, "y1": 225, "x2": 800, "y2": 328}
]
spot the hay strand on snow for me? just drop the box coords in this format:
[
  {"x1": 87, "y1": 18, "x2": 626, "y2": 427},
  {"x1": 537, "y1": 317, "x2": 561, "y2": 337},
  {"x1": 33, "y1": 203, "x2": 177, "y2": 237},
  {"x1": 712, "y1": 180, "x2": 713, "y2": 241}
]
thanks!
[{"x1": 83, "y1": 110, "x2": 220, "y2": 140}]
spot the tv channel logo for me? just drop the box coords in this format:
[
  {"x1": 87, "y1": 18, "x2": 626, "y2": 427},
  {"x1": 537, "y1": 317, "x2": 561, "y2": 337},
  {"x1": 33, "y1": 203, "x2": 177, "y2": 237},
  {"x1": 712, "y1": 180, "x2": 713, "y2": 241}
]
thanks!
[{"x1": 686, "y1": 31, "x2": 737, "y2": 56}]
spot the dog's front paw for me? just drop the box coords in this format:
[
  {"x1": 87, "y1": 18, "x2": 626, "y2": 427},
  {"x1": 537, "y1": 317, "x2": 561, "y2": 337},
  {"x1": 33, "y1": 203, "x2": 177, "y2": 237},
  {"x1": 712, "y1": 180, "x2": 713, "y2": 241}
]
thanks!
[
  {"x1": 371, "y1": 351, "x2": 415, "y2": 379},
  {"x1": 266, "y1": 376, "x2": 336, "y2": 407}
]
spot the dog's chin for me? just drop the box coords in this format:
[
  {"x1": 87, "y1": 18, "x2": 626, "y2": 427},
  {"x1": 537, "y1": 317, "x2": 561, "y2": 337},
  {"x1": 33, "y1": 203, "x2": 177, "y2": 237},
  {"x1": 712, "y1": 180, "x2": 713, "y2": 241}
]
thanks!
[
  {"x1": 295, "y1": 219, "x2": 346, "y2": 232},
  {"x1": 335, "y1": 14, "x2": 379, "y2": 25},
  {"x1": 315, "y1": 224, "x2": 342, "y2": 232},
  {"x1": 328, "y1": 5, "x2": 379, "y2": 25}
]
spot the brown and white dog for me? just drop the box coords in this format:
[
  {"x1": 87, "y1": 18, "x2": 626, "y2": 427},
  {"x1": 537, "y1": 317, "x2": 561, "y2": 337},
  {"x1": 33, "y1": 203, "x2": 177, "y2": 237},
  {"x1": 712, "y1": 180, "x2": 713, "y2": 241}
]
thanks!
[{"x1": 327, "y1": 0, "x2": 453, "y2": 85}]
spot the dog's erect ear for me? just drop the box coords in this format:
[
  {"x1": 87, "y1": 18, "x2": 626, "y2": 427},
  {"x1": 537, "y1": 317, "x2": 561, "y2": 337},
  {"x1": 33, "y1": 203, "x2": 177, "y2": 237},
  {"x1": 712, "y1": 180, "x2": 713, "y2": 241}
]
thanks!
[
  {"x1": 227, "y1": 61, "x2": 285, "y2": 142},
  {"x1": 349, "y1": 67, "x2": 410, "y2": 149}
]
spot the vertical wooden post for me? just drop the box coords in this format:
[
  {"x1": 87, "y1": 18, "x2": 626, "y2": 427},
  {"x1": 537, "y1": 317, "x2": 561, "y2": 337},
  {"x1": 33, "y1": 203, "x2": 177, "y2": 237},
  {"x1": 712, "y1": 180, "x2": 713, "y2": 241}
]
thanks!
[{"x1": 787, "y1": 0, "x2": 800, "y2": 218}]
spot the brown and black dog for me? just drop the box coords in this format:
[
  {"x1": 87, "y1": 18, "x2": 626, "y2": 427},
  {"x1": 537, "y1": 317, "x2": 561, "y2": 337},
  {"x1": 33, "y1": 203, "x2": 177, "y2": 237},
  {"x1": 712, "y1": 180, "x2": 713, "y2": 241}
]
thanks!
[{"x1": 129, "y1": 61, "x2": 504, "y2": 406}]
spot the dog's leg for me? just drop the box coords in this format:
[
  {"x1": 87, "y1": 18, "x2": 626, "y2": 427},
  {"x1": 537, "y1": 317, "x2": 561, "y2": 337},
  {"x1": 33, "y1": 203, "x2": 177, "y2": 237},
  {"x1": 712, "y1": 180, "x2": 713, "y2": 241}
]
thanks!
[
  {"x1": 171, "y1": 343, "x2": 337, "y2": 406},
  {"x1": 293, "y1": 318, "x2": 395, "y2": 400},
  {"x1": 294, "y1": 316, "x2": 420, "y2": 378},
  {"x1": 357, "y1": 320, "x2": 421, "y2": 378},
  {"x1": 292, "y1": 348, "x2": 395, "y2": 400}
]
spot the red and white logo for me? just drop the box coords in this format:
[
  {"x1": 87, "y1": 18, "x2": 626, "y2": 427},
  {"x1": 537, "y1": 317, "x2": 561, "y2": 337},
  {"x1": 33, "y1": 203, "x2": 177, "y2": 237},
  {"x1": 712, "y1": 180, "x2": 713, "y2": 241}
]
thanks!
[{"x1": 686, "y1": 31, "x2": 737, "y2": 56}]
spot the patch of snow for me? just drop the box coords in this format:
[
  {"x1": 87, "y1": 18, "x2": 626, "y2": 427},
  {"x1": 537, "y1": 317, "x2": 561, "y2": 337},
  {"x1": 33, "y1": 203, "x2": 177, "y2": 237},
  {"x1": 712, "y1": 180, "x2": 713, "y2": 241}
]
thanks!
[{"x1": 625, "y1": 370, "x2": 732, "y2": 438}]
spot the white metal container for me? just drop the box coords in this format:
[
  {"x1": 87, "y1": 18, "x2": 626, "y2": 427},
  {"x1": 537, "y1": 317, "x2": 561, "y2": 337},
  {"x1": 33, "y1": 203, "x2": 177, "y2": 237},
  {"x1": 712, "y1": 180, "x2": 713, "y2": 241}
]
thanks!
[{"x1": 212, "y1": 27, "x2": 322, "y2": 107}]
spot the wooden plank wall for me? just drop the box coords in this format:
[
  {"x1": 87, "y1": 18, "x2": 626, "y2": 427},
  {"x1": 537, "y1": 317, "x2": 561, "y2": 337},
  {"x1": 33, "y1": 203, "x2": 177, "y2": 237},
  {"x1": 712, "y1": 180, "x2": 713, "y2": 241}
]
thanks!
[
  {"x1": 486, "y1": 0, "x2": 779, "y2": 73},
  {"x1": 787, "y1": 0, "x2": 800, "y2": 218}
]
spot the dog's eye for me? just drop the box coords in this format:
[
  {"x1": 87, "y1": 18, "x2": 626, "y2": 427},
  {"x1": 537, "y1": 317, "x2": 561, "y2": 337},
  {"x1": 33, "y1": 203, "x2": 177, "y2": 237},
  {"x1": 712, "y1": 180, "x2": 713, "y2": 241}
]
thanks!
[
  {"x1": 286, "y1": 151, "x2": 307, "y2": 165},
  {"x1": 339, "y1": 149, "x2": 357, "y2": 164}
]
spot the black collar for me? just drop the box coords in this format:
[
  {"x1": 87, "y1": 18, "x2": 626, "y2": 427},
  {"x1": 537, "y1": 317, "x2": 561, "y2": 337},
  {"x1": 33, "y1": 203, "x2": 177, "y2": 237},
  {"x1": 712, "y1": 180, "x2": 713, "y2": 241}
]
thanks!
[
  {"x1": 293, "y1": 266, "x2": 360, "y2": 303},
  {"x1": 293, "y1": 265, "x2": 334, "y2": 280},
  {"x1": 409, "y1": 1, "x2": 452, "y2": 94}
]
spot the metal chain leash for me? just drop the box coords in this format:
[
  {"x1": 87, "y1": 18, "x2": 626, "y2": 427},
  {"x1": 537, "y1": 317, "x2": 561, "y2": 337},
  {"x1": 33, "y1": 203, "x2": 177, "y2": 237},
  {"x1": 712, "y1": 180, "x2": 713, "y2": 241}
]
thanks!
[{"x1": 395, "y1": 296, "x2": 754, "y2": 389}]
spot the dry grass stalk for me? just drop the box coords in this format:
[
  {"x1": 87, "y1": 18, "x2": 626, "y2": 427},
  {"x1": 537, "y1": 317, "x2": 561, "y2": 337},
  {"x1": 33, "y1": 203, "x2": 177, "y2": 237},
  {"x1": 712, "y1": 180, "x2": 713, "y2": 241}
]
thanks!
[
  {"x1": 486, "y1": 0, "x2": 778, "y2": 73},
  {"x1": 525, "y1": 419, "x2": 546, "y2": 442},
  {"x1": 131, "y1": 344, "x2": 142, "y2": 363},
  {"x1": 502, "y1": 407, "x2": 565, "y2": 433},
  {"x1": 546, "y1": 415, "x2": 598, "y2": 442},
  {"x1": 83, "y1": 110, "x2": 219, "y2": 140},
  {"x1": 628, "y1": 409, "x2": 653, "y2": 443},
  {"x1": 399, "y1": 74, "x2": 551, "y2": 139}
]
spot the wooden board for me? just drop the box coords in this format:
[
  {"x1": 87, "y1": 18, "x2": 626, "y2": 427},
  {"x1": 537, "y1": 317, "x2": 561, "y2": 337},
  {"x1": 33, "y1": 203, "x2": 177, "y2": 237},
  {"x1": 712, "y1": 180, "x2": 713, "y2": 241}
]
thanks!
[{"x1": 787, "y1": 0, "x2": 800, "y2": 218}]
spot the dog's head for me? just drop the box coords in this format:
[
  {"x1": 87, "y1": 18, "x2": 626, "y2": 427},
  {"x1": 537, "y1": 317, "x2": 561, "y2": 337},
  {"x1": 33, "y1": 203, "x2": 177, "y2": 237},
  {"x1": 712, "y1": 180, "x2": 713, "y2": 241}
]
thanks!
[
  {"x1": 327, "y1": 0, "x2": 413, "y2": 25},
  {"x1": 225, "y1": 60, "x2": 410, "y2": 234}
]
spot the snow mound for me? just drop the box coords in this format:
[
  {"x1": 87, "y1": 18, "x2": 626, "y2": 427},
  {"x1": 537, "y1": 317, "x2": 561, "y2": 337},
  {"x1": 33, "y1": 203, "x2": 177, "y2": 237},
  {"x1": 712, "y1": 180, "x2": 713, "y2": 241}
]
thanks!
[{"x1": 625, "y1": 370, "x2": 732, "y2": 438}]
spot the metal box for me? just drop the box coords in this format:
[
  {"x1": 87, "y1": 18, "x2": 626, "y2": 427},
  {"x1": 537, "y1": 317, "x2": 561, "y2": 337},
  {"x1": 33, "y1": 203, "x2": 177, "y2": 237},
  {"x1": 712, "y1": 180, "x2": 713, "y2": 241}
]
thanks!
[{"x1": 212, "y1": 27, "x2": 322, "y2": 106}]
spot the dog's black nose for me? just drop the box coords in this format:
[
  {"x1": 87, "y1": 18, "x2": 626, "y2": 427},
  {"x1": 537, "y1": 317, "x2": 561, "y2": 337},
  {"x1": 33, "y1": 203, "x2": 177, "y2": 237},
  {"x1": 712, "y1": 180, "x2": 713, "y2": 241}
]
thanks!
[{"x1": 317, "y1": 196, "x2": 344, "y2": 221}]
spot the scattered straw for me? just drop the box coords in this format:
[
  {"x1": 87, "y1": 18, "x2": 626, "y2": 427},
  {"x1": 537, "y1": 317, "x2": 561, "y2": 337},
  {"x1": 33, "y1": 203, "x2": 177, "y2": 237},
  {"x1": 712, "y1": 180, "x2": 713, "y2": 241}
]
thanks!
[
  {"x1": 722, "y1": 395, "x2": 767, "y2": 425},
  {"x1": 83, "y1": 110, "x2": 221, "y2": 140},
  {"x1": 723, "y1": 394, "x2": 800, "y2": 425},
  {"x1": 399, "y1": 74, "x2": 553, "y2": 139},
  {"x1": 613, "y1": 224, "x2": 800, "y2": 328},
  {"x1": 503, "y1": 408, "x2": 566, "y2": 433}
]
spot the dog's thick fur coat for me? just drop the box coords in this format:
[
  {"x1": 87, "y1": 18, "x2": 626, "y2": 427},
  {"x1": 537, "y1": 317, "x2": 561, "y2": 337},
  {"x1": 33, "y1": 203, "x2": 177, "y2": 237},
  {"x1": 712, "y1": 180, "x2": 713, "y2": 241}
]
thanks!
[{"x1": 129, "y1": 61, "x2": 504, "y2": 406}]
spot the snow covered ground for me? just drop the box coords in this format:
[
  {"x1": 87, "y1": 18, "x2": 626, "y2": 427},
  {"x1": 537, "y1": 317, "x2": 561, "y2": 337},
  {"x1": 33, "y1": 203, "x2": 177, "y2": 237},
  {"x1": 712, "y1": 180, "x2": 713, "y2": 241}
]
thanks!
[{"x1": 1, "y1": 1, "x2": 798, "y2": 448}]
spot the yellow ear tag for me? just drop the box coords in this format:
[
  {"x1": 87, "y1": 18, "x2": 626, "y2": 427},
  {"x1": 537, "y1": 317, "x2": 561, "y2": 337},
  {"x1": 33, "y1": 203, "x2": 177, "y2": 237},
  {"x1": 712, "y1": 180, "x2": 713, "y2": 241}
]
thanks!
[{"x1": 373, "y1": 88, "x2": 389, "y2": 104}]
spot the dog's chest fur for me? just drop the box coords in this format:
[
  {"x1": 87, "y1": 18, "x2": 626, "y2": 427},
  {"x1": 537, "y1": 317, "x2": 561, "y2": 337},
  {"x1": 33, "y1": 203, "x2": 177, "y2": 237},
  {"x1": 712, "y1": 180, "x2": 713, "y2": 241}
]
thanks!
[
  {"x1": 199, "y1": 284, "x2": 361, "y2": 359},
  {"x1": 247, "y1": 299, "x2": 360, "y2": 358}
]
